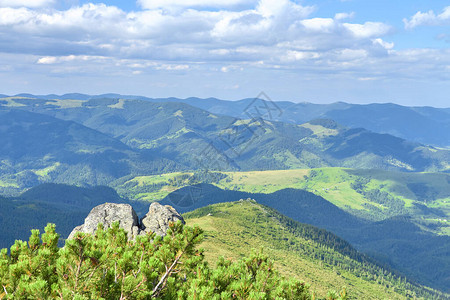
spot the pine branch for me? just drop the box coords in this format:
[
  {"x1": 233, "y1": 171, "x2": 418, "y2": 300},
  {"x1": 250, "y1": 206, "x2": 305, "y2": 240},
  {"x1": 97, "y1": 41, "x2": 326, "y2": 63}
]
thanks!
[{"x1": 151, "y1": 251, "x2": 183, "y2": 298}]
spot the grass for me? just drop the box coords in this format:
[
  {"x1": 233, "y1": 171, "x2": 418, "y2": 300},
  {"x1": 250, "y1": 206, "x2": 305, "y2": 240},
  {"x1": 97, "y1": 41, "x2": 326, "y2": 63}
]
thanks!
[
  {"x1": 45, "y1": 99, "x2": 85, "y2": 108},
  {"x1": 118, "y1": 172, "x2": 194, "y2": 201},
  {"x1": 216, "y1": 168, "x2": 368, "y2": 210},
  {"x1": 300, "y1": 123, "x2": 339, "y2": 137},
  {"x1": 0, "y1": 98, "x2": 27, "y2": 107},
  {"x1": 33, "y1": 162, "x2": 61, "y2": 179},
  {"x1": 185, "y1": 200, "x2": 427, "y2": 299},
  {"x1": 107, "y1": 99, "x2": 126, "y2": 109},
  {"x1": 0, "y1": 180, "x2": 19, "y2": 188},
  {"x1": 130, "y1": 127, "x2": 193, "y2": 149},
  {"x1": 115, "y1": 167, "x2": 450, "y2": 234},
  {"x1": 214, "y1": 168, "x2": 450, "y2": 234}
]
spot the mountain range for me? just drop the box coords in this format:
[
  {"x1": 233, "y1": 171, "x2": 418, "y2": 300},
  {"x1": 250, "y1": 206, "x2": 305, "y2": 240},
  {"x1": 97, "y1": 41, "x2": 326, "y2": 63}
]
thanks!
[
  {"x1": 8, "y1": 93, "x2": 449, "y2": 147},
  {"x1": 1, "y1": 93, "x2": 449, "y2": 296},
  {"x1": 0, "y1": 95, "x2": 448, "y2": 195}
]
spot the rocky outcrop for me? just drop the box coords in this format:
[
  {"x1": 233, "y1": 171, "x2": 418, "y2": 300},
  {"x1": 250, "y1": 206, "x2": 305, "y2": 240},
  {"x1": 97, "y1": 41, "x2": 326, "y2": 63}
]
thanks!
[
  {"x1": 141, "y1": 202, "x2": 184, "y2": 237},
  {"x1": 68, "y1": 202, "x2": 184, "y2": 240}
]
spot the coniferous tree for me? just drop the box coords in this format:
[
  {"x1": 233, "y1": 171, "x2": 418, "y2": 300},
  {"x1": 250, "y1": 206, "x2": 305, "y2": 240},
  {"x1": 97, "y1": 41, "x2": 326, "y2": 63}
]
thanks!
[{"x1": 0, "y1": 222, "x2": 313, "y2": 299}]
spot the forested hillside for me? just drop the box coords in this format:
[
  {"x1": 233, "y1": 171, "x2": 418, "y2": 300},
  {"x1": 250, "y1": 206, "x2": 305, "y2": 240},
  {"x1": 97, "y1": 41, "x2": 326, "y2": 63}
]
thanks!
[
  {"x1": 185, "y1": 200, "x2": 445, "y2": 299},
  {"x1": 6, "y1": 93, "x2": 448, "y2": 147},
  {"x1": 161, "y1": 184, "x2": 450, "y2": 292},
  {"x1": 1, "y1": 200, "x2": 446, "y2": 299},
  {"x1": 0, "y1": 96, "x2": 448, "y2": 195},
  {"x1": 134, "y1": 95, "x2": 450, "y2": 148},
  {"x1": 0, "y1": 184, "x2": 148, "y2": 249},
  {"x1": 0, "y1": 95, "x2": 449, "y2": 296},
  {"x1": 114, "y1": 168, "x2": 450, "y2": 236}
]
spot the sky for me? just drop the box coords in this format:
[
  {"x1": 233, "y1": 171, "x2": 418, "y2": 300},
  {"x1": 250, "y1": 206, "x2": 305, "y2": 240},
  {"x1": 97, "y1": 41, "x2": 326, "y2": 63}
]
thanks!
[{"x1": 0, "y1": 0, "x2": 450, "y2": 107}]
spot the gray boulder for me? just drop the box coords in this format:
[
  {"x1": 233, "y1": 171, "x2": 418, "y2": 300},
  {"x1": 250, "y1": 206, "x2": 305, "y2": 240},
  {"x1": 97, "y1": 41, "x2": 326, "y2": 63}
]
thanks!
[
  {"x1": 68, "y1": 202, "x2": 185, "y2": 240},
  {"x1": 140, "y1": 202, "x2": 185, "y2": 237},
  {"x1": 68, "y1": 203, "x2": 140, "y2": 240}
]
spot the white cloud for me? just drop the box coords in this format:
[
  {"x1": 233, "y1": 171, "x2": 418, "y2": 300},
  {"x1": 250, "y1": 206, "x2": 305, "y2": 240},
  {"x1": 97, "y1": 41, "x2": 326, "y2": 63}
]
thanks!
[
  {"x1": 256, "y1": 0, "x2": 312, "y2": 18},
  {"x1": 37, "y1": 56, "x2": 58, "y2": 64},
  {"x1": 358, "y1": 77, "x2": 377, "y2": 81},
  {"x1": 0, "y1": 7, "x2": 33, "y2": 25},
  {"x1": 6, "y1": 0, "x2": 443, "y2": 91},
  {"x1": 343, "y1": 22, "x2": 390, "y2": 38},
  {"x1": 210, "y1": 0, "x2": 314, "y2": 44},
  {"x1": 0, "y1": 0, "x2": 54, "y2": 8},
  {"x1": 404, "y1": 6, "x2": 450, "y2": 29},
  {"x1": 0, "y1": 1, "x2": 391, "y2": 64},
  {"x1": 220, "y1": 65, "x2": 243, "y2": 72},
  {"x1": 37, "y1": 55, "x2": 106, "y2": 64},
  {"x1": 138, "y1": 0, "x2": 255, "y2": 10},
  {"x1": 336, "y1": 49, "x2": 367, "y2": 60},
  {"x1": 334, "y1": 12, "x2": 354, "y2": 20},
  {"x1": 300, "y1": 18, "x2": 335, "y2": 32},
  {"x1": 283, "y1": 50, "x2": 320, "y2": 61},
  {"x1": 372, "y1": 38, "x2": 394, "y2": 50},
  {"x1": 155, "y1": 64, "x2": 189, "y2": 70}
]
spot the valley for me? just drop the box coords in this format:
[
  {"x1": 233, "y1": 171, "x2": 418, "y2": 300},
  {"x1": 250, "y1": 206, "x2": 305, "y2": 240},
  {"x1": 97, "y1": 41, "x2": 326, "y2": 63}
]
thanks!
[
  {"x1": 0, "y1": 94, "x2": 449, "y2": 298},
  {"x1": 3, "y1": 2, "x2": 450, "y2": 298},
  {"x1": 115, "y1": 168, "x2": 450, "y2": 234}
]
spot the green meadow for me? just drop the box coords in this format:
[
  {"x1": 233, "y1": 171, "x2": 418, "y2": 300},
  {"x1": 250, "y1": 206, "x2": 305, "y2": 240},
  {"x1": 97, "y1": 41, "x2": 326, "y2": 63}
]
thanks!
[{"x1": 116, "y1": 168, "x2": 450, "y2": 234}]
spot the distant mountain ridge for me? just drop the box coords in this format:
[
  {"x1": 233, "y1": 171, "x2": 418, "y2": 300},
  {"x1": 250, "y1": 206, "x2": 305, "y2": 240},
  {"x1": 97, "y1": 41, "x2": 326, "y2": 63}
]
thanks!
[
  {"x1": 5, "y1": 93, "x2": 448, "y2": 147},
  {"x1": 0, "y1": 109, "x2": 183, "y2": 194},
  {"x1": 0, "y1": 94, "x2": 448, "y2": 194}
]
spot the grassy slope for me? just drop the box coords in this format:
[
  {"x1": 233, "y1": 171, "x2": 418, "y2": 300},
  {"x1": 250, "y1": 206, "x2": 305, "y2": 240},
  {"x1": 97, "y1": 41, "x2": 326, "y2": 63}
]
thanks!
[
  {"x1": 214, "y1": 168, "x2": 450, "y2": 234},
  {"x1": 115, "y1": 168, "x2": 450, "y2": 234},
  {"x1": 114, "y1": 172, "x2": 194, "y2": 202},
  {"x1": 184, "y1": 200, "x2": 441, "y2": 299}
]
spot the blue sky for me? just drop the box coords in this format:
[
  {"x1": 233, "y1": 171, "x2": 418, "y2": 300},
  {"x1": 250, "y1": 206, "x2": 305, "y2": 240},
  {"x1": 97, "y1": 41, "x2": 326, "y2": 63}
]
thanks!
[{"x1": 0, "y1": 0, "x2": 449, "y2": 107}]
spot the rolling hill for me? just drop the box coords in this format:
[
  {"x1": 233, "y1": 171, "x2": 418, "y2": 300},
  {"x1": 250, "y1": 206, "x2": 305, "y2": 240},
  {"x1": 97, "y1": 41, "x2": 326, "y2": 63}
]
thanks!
[
  {"x1": 1, "y1": 182, "x2": 448, "y2": 295},
  {"x1": 0, "y1": 94, "x2": 449, "y2": 294},
  {"x1": 184, "y1": 200, "x2": 446, "y2": 299},
  {"x1": 160, "y1": 184, "x2": 450, "y2": 292},
  {"x1": 13, "y1": 93, "x2": 448, "y2": 147},
  {"x1": 144, "y1": 96, "x2": 450, "y2": 148},
  {"x1": 0, "y1": 97, "x2": 447, "y2": 192},
  {"x1": 113, "y1": 168, "x2": 450, "y2": 235},
  {"x1": 0, "y1": 108, "x2": 184, "y2": 194}
]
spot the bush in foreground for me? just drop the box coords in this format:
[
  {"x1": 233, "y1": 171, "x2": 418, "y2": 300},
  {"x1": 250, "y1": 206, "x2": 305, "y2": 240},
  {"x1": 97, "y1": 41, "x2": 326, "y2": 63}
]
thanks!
[{"x1": 0, "y1": 222, "x2": 347, "y2": 299}]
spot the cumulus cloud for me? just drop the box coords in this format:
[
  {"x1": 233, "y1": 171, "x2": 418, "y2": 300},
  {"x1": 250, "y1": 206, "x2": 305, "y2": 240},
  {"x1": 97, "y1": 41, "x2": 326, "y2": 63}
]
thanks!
[
  {"x1": 155, "y1": 64, "x2": 189, "y2": 71},
  {"x1": 2, "y1": 0, "x2": 431, "y2": 85},
  {"x1": 334, "y1": 12, "x2": 354, "y2": 20},
  {"x1": 138, "y1": 0, "x2": 256, "y2": 9},
  {"x1": 343, "y1": 22, "x2": 391, "y2": 38},
  {"x1": 0, "y1": 0, "x2": 54, "y2": 8},
  {"x1": 404, "y1": 6, "x2": 450, "y2": 29},
  {"x1": 300, "y1": 18, "x2": 335, "y2": 33},
  {"x1": 1, "y1": 1, "x2": 389, "y2": 64},
  {"x1": 372, "y1": 38, "x2": 394, "y2": 50}
]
